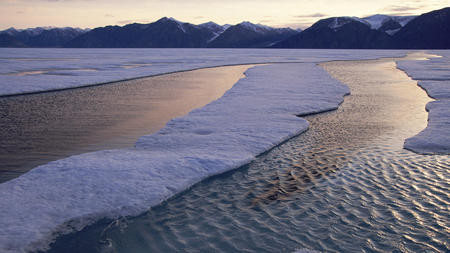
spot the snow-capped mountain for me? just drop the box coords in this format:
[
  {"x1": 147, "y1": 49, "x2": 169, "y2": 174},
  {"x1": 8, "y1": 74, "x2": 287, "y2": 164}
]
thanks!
[
  {"x1": 1, "y1": 7, "x2": 449, "y2": 48},
  {"x1": 273, "y1": 16, "x2": 392, "y2": 49},
  {"x1": 273, "y1": 7, "x2": 449, "y2": 49},
  {"x1": 66, "y1": 17, "x2": 219, "y2": 47},
  {"x1": 199, "y1": 21, "x2": 228, "y2": 34},
  {"x1": 362, "y1": 14, "x2": 416, "y2": 35},
  {"x1": 319, "y1": 15, "x2": 416, "y2": 35},
  {"x1": 198, "y1": 21, "x2": 229, "y2": 42},
  {"x1": 66, "y1": 19, "x2": 298, "y2": 48},
  {"x1": 207, "y1": 21, "x2": 299, "y2": 48}
]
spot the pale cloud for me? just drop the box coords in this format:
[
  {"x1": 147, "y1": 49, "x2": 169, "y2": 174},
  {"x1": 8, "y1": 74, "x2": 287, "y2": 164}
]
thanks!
[{"x1": 294, "y1": 13, "x2": 328, "y2": 18}]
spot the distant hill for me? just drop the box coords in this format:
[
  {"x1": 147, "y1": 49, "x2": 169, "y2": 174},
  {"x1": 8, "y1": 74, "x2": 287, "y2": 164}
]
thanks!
[
  {"x1": 0, "y1": 33, "x2": 25, "y2": 47},
  {"x1": 273, "y1": 7, "x2": 450, "y2": 49},
  {"x1": 207, "y1": 22, "x2": 298, "y2": 48},
  {"x1": 0, "y1": 27, "x2": 87, "y2": 47},
  {"x1": 1, "y1": 7, "x2": 449, "y2": 48},
  {"x1": 272, "y1": 17, "x2": 393, "y2": 49},
  {"x1": 66, "y1": 18, "x2": 218, "y2": 48},
  {"x1": 393, "y1": 7, "x2": 450, "y2": 49}
]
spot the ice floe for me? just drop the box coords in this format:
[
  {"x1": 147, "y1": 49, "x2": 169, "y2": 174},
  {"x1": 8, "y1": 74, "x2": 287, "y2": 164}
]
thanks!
[
  {"x1": 2, "y1": 49, "x2": 448, "y2": 253},
  {"x1": 404, "y1": 100, "x2": 450, "y2": 154},
  {"x1": 0, "y1": 63, "x2": 351, "y2": 252},
  {"x1": 397, "y1": 50, "x2": 450, "y2": 154},
  {"x1": 0, "y1": 48, "x2": 406, "y2": 96}
]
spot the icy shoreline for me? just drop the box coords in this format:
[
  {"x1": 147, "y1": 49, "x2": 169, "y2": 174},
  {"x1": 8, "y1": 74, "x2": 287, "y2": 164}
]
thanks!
[
  {"x1": 3, "y1": 49, "x2": 446, "y2": 253},
  {"x1": 396, "y1": 51, "x2": 450, "y2": 154},
  {"x1": 0, "y1": 48, "x2": 405, "y2": 97},
  {"x1": 0, "y1": 63, "x2": 352, "y2": 253}
]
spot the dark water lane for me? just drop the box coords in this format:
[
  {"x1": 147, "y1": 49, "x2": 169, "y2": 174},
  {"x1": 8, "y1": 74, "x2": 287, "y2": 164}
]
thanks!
[
  {"x1": 45, "y1": 57, "x2": 449, "y2": 252},
  {"x1": 0, "y1": 65, "x2": 251, "y2": 183}
]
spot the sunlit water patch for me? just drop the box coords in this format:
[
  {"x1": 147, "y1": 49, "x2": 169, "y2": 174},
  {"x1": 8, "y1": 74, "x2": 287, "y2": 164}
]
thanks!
[
  {"x1": 45, "y1": 57, "x2": 449, "y2": 253},
  {"x1": 0, "y1": 65, "x2": 251, "y2": 182}
]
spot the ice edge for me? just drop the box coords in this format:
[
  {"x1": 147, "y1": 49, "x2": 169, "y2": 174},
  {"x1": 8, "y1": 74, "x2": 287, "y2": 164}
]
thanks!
[
  {"x1": 396, "y1": 51, "x2": 450, "y2": 155},
  {"x1": 0, "y1": 63, "x2": 352, "y2": 253}
]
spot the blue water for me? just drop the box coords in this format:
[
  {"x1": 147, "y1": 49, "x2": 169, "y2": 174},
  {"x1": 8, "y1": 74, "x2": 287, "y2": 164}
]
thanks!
[{"x1": 45, "y1": 58, "x2": 449, "y2": 253}]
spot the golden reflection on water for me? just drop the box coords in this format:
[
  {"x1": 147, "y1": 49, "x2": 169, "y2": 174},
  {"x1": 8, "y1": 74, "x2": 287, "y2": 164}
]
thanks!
[{"x1": 0, "y1": 65, "x2": 253, "y2": 182}]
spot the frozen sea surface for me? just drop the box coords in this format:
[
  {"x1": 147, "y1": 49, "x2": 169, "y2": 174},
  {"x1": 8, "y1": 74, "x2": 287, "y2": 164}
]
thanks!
[
  {"x1": 0, "y1": 61, "x2": 351, "y2": 253},
  {"x1": 0, "y1": 49, "x2": 448, "y2": 253},
  {"x1": 0, "y1": 49, "x2": 406, "y2": 96},
  {"x1": 46, "y1": 56, "x2": 449, "y2": 253},
  {"x1": 397, "y1": 50, "x2": 450, "y2": 154}
]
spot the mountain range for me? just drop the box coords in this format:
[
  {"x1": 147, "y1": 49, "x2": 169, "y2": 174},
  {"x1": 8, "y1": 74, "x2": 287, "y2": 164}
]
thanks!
[{"x1": 1, "y1": 7, "x2": 449, "y2": 49}]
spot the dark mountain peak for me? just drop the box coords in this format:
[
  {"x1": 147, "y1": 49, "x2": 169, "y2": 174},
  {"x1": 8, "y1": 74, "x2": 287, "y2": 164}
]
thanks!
[
  {"x1": 156, "y1": 17, "x2": 171, "y2": 22},
  {"x1": 393, "y1": 7, "x2": 450, "y2": 49},
  {"x1": 199, "y1": 21, "x2": 224, "y2": 31},
  {"x1": 65, "y1": 17, "x2": 217, "y2": 48},
  {"x1": 207, "y1": 22, "x2": 298, "y2": 48},
  {"x1": 199, "y1": 21, "x2": 220, "y2": 27},
  {"x1": 273, "y1": 15, "x2": 391, "y2": 49},
  {"x1": 235, "y1": 21, "x2": 273, "y2": 33},
  {"x1": 312, "y1": 16, "x2": 368, "y2": 31},
  {"x1": 198, "y1": 21, "x2": 227, "y2": 40},
  {"x1": 156, "y1": 17, "x2": 185, "y2": 25}
]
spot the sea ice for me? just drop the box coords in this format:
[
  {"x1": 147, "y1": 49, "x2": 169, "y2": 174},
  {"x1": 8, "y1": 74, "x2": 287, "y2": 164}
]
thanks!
[
  {"x1": 404, "y1": 100, "x2": 450, "y2": 154},
  {"x1": 0, "y1": 48, "x2": 405, "y2": 96},
  {"x1": 0, "y1": 63, "x2": 350, "y2": 253},
  {"x1": 398, "y1": 50, "x2": 450, "y2": 154},
  {"x1": 2, "y1": 49, "x2": 448, "y2": 253}
]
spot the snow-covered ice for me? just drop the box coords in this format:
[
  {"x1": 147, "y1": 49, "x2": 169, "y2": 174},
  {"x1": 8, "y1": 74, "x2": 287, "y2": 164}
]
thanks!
[
  {"x1": 1, "y1": 48, "x2": 448, "y2": 252},
  {"x1": 0, "y1": 62, "x2": 351, "y2": 253},
  {"x1": 418, "y1": 80, "x2": 450, "y2": 99},
  {"x1": 397, "y1": 50, "x2": 450, "y2": 154},
  {"x1": 404, "y1": 100, "x2": 450, "y2": 154},
  {"x1": 0, "y1": 48, "x2": 405, "y2": 96}
]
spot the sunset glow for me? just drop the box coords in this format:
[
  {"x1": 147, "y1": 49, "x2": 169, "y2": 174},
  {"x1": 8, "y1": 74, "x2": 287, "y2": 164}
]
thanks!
[{"x1": 1, "y1": 0, "x2": 448, "y2": 29}]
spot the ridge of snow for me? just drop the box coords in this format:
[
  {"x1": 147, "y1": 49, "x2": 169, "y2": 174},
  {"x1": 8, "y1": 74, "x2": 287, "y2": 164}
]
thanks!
[
  {"x1": 163, "y1": 17, "x2": 187, "y2": 33},
  {"x1": 363, "y1": 14, "x2": 391, "y2": 29},
  {"x1": 199, "y1": 21, "x2": 227, "y2": 41},
  {"x1": 362, "y1": 14, "x2": 417, "y2": 30},
  {"x1": 222, "y1": 24, "x2": 232, "y2": 30},
  {"x1": 385, "y1": 28, "x2": 401, "y2": 36},
  {"x1": 391, "y1": 15, "x2": 417, "y2": 26}
]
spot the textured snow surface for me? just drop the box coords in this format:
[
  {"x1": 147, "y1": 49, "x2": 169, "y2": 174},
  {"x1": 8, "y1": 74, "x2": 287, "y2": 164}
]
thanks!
[
  {"x1": 0, "y1": 63, "x2": 352, "y2": 253},
  {"x1": 0, "y1": 48, "x2": 406, "y2": 97},
  {"x1": 398, "y1": 50, "x2": 450, "y2": 154}
]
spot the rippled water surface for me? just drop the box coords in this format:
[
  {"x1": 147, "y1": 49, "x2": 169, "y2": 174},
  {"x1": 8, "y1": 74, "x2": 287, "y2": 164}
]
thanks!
[
  {"x1": 46, "y1": 58, "x2": 449, "y2": 253},
  {"x1": 0, "y1": 65, "x2": 250, "y2": 182}
]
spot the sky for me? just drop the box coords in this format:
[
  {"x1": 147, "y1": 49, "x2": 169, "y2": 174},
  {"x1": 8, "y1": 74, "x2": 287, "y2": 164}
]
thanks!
[{"x1": 0, "y1": 0, "x2": 448, "y2": 30}]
